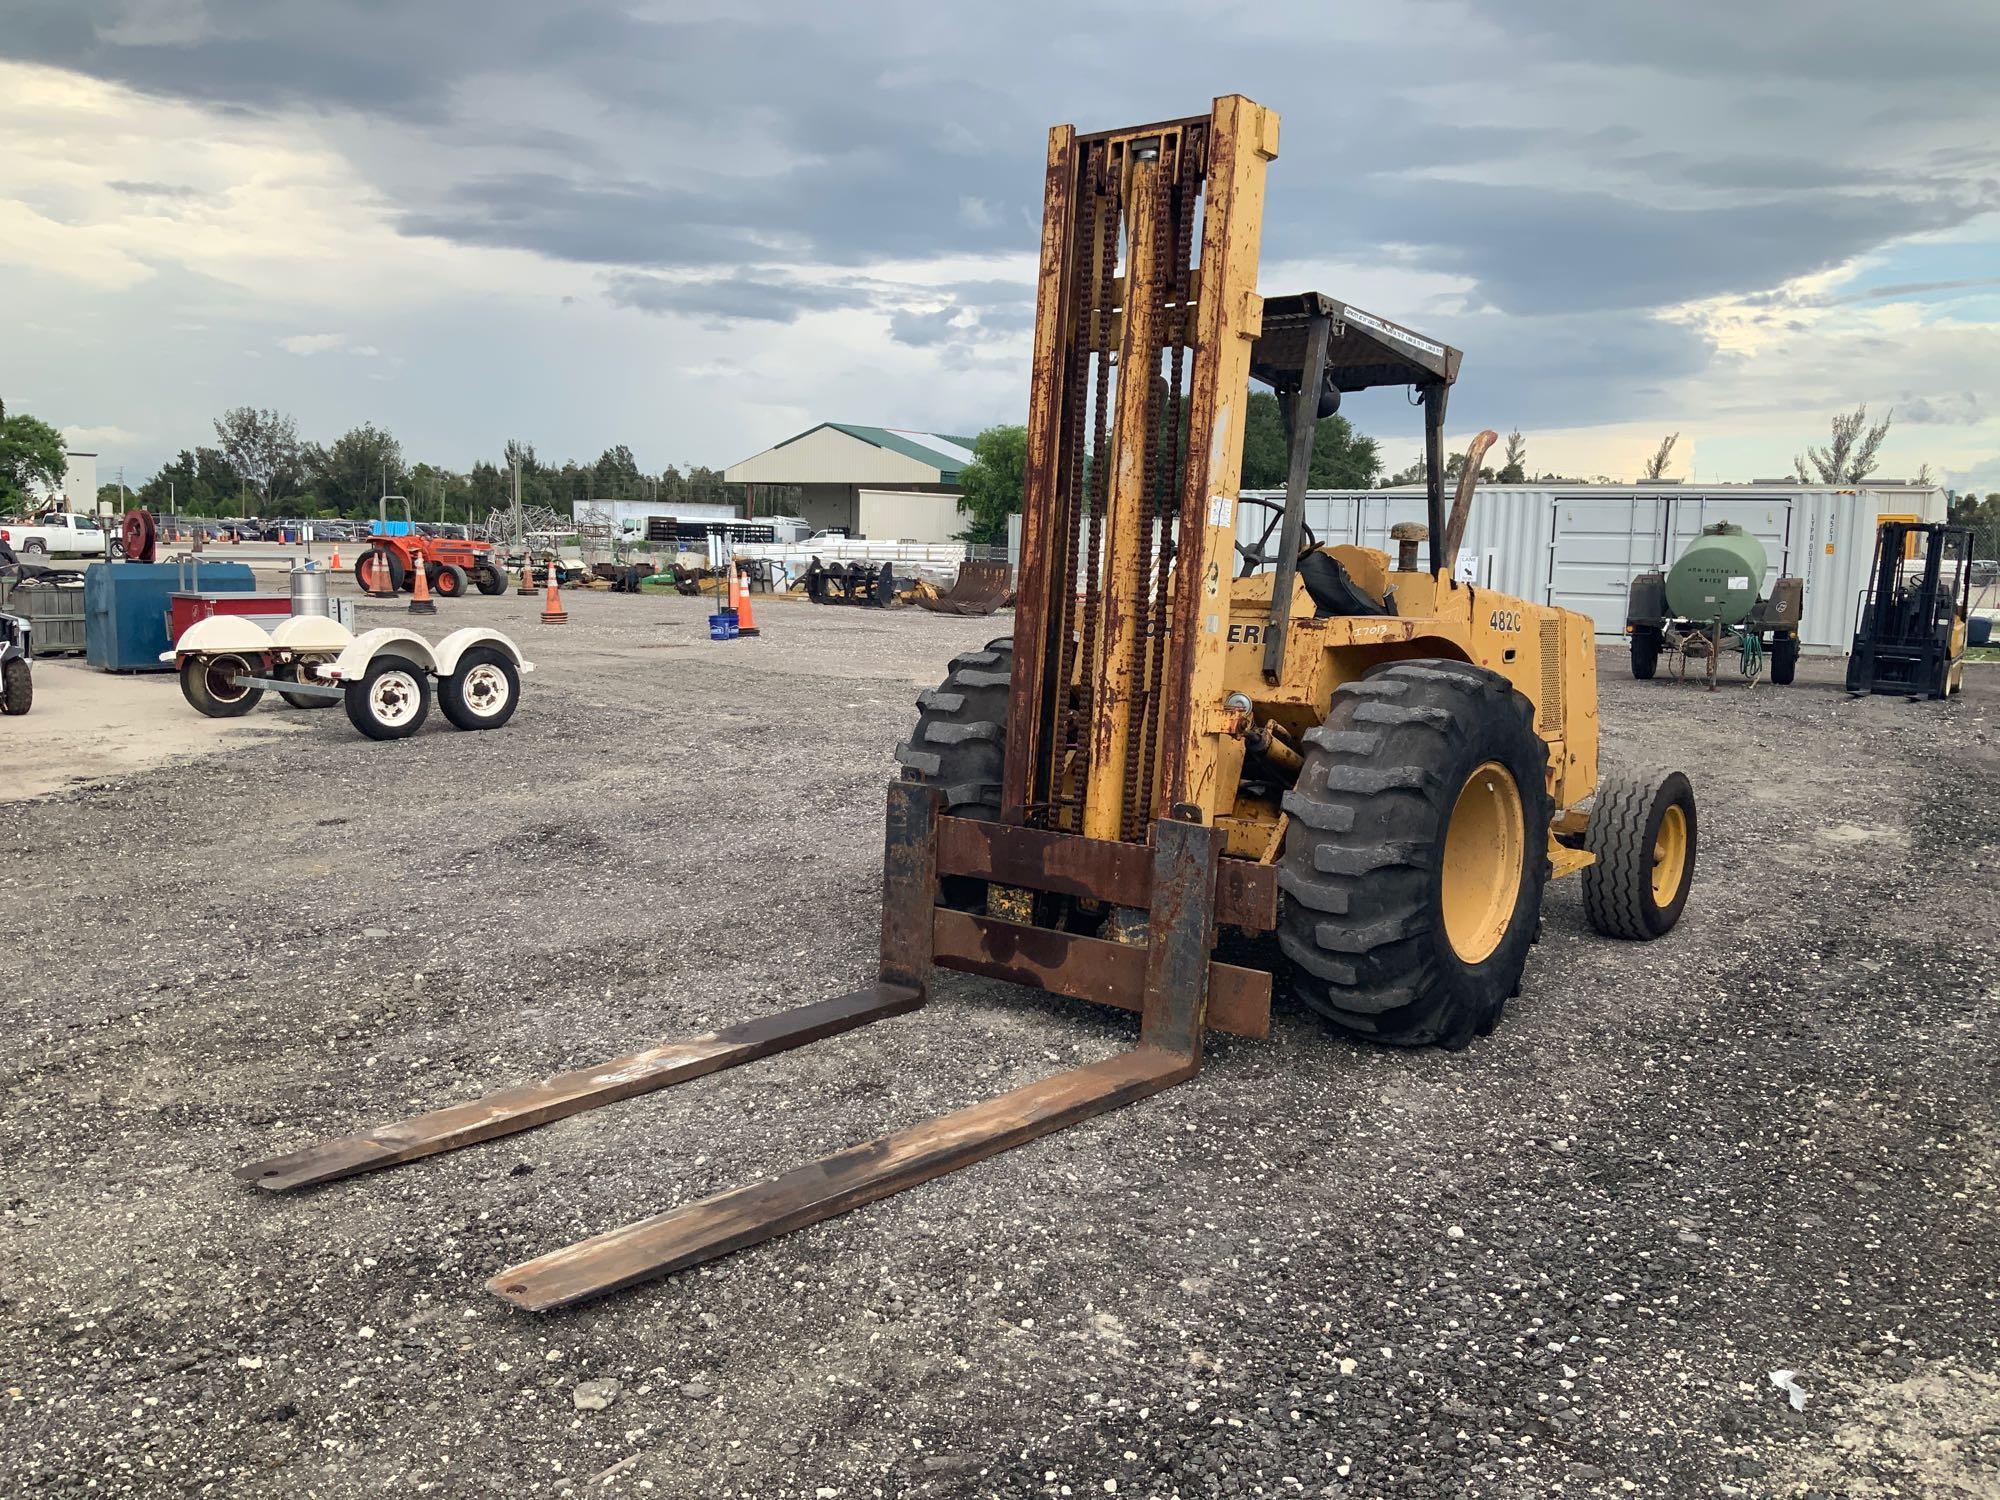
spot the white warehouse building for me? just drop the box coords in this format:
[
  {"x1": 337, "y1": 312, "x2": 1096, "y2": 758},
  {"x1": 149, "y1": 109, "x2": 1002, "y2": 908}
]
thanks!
[{"x1": 1008, "y1": 481, "x2": 1947, "y2": 655}]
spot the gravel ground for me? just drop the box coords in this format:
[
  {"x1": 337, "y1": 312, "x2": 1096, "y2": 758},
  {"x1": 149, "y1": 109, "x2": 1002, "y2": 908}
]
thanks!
[{"x1": 3, "y1": 585, "x2": 1996, "y2": 1499}]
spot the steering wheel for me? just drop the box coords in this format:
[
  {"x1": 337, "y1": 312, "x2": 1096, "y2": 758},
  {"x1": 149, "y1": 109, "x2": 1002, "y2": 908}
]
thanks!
[{"x1": 1233, "y1": 496, "x2": 1318, "y2": 577}]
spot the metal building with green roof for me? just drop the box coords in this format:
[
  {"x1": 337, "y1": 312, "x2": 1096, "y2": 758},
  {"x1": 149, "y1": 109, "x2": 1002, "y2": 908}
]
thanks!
[{"x1": 723, "y1": 423, "x2": 974, "y2": 540}]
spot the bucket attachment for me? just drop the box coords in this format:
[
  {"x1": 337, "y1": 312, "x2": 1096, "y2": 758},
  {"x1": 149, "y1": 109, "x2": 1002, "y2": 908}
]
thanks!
[{"x1": 913, "y1": 559, "x2": 1012, "y2": 616}]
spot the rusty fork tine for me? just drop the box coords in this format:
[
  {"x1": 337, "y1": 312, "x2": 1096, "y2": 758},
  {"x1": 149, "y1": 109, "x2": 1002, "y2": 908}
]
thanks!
[
  {"x1": 485, "y1": 1045, "x2": 1196, "y2": 1312},
  {"x1": 235, "y1": 986, "x2": 923, "y2": 1193}
]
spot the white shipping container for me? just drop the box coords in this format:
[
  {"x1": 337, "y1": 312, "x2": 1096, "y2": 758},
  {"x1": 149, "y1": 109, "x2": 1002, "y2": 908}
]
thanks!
[{"x1": 1233, "y1": 483, "x2": 1946, "y2": 654}]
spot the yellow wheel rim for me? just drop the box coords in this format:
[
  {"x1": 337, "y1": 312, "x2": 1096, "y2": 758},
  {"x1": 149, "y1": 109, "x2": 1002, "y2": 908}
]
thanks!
[
  {"x1": 1650, "y1": 803, "x2": 1689, "y2": 907},
  {"x1": 1441, "y1": 761, "x2": 1525, "y2": 965}
]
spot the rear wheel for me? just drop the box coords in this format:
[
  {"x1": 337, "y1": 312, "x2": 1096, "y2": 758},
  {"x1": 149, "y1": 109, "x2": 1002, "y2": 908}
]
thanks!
[
  {"x1": 439, "y1": 647, "x2": 520, "y2": 730},
  {"x1": 1580, "y1": 772, "x2": 1696, "y2": 939},
  {"x1": 1, "y1": 657, "x2": 31, "y2": 715},
  {"x1": 1769, "y1": 632, "x2": 1799, "y2": 686},
  {"x1": 279, "y1": 653, "x2": 341, "y2": 710},
  {"x1": 355, "y1": 551, "x2": 406, "y2": 595},
  {"x1": 1630, "y1": 626, "x2": 1661, "y2": 680},
  {"x1": 894, "y1": 639, "x2": 1012, "y2": 908},
  {"x1": 343, "y1": 654, "x2": 431, "y2": 740},
  {"x1": 179, "y1": 654, "x2": 264, "y2": 718},
  {"x1": 1278, "y1": 660, "x2": 1552, "y2": 1049}
]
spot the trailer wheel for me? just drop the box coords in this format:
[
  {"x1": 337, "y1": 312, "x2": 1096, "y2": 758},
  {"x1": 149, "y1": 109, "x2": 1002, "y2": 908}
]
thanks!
[
  {"x1": 279, "y1": 654, "x2": 341, "y2": 710},
  {"x1": 1630, "y1": 626, "x2": 1661, "y2": 680},
  {"x1": 895, "y1": 638, "x2": 1012, "y2": 908},
  {"x1": 439, "y1": 647, "x2": 520, "y2": 730},
  {"x1": 1277, "y1": 660, "x2": 1551, "y2": 1050},
  {"x1": 355, "y1": 551, "x2": 406, "y2": 595},
  {"x1": 179, "y1": 654, "x2": 264, "y2": 718},
  {"x1": 474, "y1": 561, "x2": 509, "y2": 596},
  {"x1": 344, "y1": 654, "x2": 432, "y2": 740},
  {"x1": 1769, "y1": 633, "x2": 1799, "y2": 686},
  {"x1": 1581, "y1": 772, "x2": 1696, "y2": 940},
  {"x1": 1, "y1": 658, "x2": 31, "y2": 715}
]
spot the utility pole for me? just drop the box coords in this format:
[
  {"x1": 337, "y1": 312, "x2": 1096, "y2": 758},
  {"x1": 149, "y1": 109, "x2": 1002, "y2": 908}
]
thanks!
[{"x1": 511, "y1": 449, "x2": 524, "y2": 552}]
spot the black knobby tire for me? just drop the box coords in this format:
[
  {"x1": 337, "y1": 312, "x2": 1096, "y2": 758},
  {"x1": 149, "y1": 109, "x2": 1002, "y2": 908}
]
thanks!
[
  {"x1": 1277, "y1": 660, "x2": 1552, "y2": 1049},
  {"x1": 1580, "y1": 772, "x2": 1697, "y2": 940},
  {"x1": 475, "y1": 560, "x2": 509, "y2": 596},
  {"x1": 433, "y1": 563, "x2": 470, "y2": 599},
  {"x1": 1769, "y1": 633, "x2": 1798, "y2": 686},
  {"x1": 1, "y1": 657, "x2": 31, "y2": 715},
  {"x1": 355, "y1": 552, "x2": 406, "y2": 595},
  {"x1": 343, "y1": 654, "x2": 432, "y2": 740},
  {"x1": 894, "y1": 638, "x2": 1011, "y2": 908},
  {"x1": 439, "y1": 646, "x2": 521, "y2": 731},
  {"x1": 1630, "y1": 627, "x2": 1662, "y2": 680},
  {"x1": 179, "y1": 654, "x2": 264, "y2": 718}
]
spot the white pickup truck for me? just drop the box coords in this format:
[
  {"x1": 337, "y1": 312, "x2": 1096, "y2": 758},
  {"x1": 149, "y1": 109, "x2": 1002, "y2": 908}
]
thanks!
[{"x1": 0, "y1": 511, "x2": 113, "y2": 558}]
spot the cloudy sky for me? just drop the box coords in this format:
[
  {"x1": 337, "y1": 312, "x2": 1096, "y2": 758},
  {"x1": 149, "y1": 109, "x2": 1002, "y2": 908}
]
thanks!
[{"x1": 3, "y1": 0, "x2": 1997, "y2": 491}]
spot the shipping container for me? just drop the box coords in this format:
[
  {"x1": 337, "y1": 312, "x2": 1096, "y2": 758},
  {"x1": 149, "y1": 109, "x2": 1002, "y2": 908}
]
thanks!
[{"x1": 1222, "y1": 483, "x2": 1946, "y2": 654}]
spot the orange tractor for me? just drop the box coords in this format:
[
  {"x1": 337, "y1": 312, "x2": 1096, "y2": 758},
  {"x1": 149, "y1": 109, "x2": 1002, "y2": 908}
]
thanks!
[{"x1": 357, "y1": 532, "x2": 511, "y2": 599}]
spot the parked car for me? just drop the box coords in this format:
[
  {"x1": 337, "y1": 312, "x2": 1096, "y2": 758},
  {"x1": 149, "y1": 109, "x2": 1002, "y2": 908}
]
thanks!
[{"x1": 1970, "y1": 558, "x2": 1998, "y2": 587}]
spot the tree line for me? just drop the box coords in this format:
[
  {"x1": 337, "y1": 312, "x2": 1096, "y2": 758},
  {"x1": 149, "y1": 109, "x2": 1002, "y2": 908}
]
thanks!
[{"x1": 84, "y1": 407, "x2": 748, "y2": 522}]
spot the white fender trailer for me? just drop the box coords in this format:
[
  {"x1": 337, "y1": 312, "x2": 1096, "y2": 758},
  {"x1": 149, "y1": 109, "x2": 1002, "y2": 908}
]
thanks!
[{"x1": 165, "y1": 621, "x2": 534, "y2": 741}]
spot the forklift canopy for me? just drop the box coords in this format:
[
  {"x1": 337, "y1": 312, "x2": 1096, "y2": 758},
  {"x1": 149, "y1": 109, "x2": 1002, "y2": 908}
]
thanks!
[{"x1": 1251, "y1": 292, "x2": 1462, "y2": 395}]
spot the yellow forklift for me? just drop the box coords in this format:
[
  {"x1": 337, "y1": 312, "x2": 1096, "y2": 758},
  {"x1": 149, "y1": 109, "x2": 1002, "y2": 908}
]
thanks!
[{"x1": 240, "y1": 96, "x2": 1697, "y2": 1309}]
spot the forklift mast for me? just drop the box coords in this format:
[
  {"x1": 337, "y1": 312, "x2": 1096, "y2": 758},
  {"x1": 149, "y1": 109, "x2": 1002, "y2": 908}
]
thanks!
[{"x1": 1006, "y1": 97, "x2": 1277, "y2": 842}]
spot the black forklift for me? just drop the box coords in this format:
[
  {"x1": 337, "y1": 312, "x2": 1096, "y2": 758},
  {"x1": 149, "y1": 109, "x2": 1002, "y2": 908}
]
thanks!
[{"x1": 1845, "y1": 520, "x2": 1972, "y2": 699}]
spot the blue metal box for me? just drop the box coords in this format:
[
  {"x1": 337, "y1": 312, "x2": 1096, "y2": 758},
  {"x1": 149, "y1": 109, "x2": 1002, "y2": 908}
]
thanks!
[{"x1": 85, "y1": 561, "x2": 257, "y2": 672}]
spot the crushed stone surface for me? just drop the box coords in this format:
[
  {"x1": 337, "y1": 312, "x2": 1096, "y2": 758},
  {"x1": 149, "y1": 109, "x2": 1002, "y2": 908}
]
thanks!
[{"x1": 3, "y1": 585, "x2": 1996, "y2": 1498}]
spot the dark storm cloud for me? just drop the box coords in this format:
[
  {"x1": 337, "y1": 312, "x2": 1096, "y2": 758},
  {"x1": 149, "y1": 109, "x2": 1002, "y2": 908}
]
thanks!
[
  {"x1": 1471, "y1": 0, "x2": 2000, "y2": 84},
  {"x1": 13, "y1": 0, "x2": 1997, "y2": 437},
  {"x1": 887, "y1": 307, "x2": 960, "y2": 347},
  {"x1": 605, "y1": 271, "x2": 874, "y2": 325}
]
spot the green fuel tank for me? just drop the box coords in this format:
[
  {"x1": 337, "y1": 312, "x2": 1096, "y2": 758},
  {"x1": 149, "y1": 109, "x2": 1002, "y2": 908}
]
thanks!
[{"x1": 1666, "y1": 523, "x2": 1767, "y2": 622}]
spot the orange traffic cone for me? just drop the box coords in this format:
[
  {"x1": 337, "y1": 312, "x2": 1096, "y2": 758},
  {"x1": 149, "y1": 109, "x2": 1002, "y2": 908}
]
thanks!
[
  {"x1": 733, "y1": 564, "x2": 760, "y2": 637},
  {"x1": 540, "y1": 557, "x2": 568, "y2": 625},
  {"x1": 330, "y1": 544, "x2": 342, "y2": 570},
  {"x1": 364, "y1": 548, "x2": 394, "y2": 597},
  {"x1": 408, "y1": 548, "x2": 437, "y2": 615},
  {"x1": 517, "y1": 556, "x2": 537, "y2": 595}
]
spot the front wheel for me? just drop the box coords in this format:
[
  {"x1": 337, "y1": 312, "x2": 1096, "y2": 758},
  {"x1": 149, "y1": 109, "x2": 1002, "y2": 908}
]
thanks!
[
  {"x1": 475, "y1": 561, "x2": 509, "y2": 596},
  {"x1": 432, "y1": 563, "x2": 469, "y2": 599},
  {"x1": 1278, "y1": 660, "x2": 1552, "y2": 1049},
  {"x1": 1580, "y1": 772, "x2": 1697, "y2": 939},
  {"x1": 439, "y1": 647, "x2": 520, "y2": 730},
  {"x1": 179, "y1": 654, "x2": 264, "y2": 718},
  {"x1": 1630, "y1": 627, "x2": 1661, "y2": 680},
  {"x1": 1, "y1": 658, "x2": 31, "y2": 715},
  {"x1": 1768, "y1": 633, "x2": 1799, "y2": 686},
  {"x1": 894, "y1": 638, "x2": 1012, "y2": 909},
  {"x1": 343, "y1": 654, "x2": 432, "y2": 740}
]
